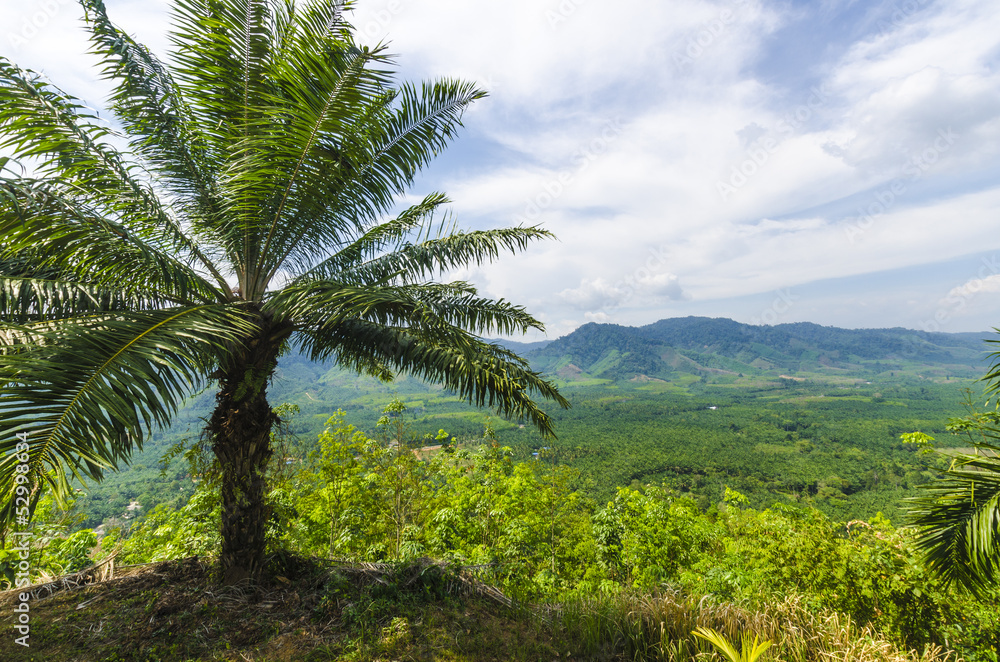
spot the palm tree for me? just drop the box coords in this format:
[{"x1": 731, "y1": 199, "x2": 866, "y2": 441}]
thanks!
[
  {"x1": 904, "y1": 390, "x2": 1000, "y2": 597},
  {"x1": 0, "y1": 0, "x2": 567, "y2": 582}
]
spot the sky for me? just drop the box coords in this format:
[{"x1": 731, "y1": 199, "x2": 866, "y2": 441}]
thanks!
[{"x1": 3, "y1": 0, "x2": 1000, "y2": 340}]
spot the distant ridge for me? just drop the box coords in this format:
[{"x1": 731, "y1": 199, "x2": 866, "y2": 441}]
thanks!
[
  {"x1": 526, "y1": 316, "x2": 994, "y2": 383},
  {"x1": 491, "y1": 338, "x2": 553, "y2": 354}
]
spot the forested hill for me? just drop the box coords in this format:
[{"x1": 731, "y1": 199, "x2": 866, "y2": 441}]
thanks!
[{"x1": 526, "y1": 317, "x2": 994, "y2": 383}]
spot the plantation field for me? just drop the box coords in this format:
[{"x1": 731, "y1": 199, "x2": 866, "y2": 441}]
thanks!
[{"x1": 73, "y1": 352, "x2": 979, "y2": 529}]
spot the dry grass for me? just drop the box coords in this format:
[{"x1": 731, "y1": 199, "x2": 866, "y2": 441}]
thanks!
[{"x1": 558, "y1": 590, "x2": 960, "y2": 662}]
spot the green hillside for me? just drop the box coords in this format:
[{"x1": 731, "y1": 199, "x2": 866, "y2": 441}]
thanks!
[{"x1": 528, "y1": 317, "x2": 991, "y2": 384}]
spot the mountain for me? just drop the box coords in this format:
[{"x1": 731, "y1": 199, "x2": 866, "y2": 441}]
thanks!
[
  {"x1": 491, "y1": 338, "x2": 552, "y2": 354},
  {"x1": 527, "y1": 317, "x2": 994, "y2": 383}
]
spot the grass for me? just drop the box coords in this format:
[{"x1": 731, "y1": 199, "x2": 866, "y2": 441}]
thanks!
[
  {"x1": 0, "y1": 557, "x2": 963, "y2": 662},
  {"x1": 556, "y1": 590, "x2": 958, "y2": 662}
]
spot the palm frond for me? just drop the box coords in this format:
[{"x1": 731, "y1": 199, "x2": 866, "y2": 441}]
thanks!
[
  {"x1": 355, "y1": 79, "x2": 487, "y2": 200},
  {"x1": 296, "y1": 194, "x2": 550, "y2": 285},
  {"x1": 294, "y1": 192, "x2": 449, "y2": 283},
  {"x1": 341, "y1": 225, "x2": 555, "y2": 285},
  {"x1": 692, "y1": 627, "x2": 771, "y2": 662},
  {"x1": 0, "y1": 273, "x2": 157, "y2": 322},
  {"x1": 982, "y1": 332, "x2": 1000, "y2": 397},
  {"x1": 0, "y1": 178, "x2": 218, "y2": 303},
  {"x1": 81, "y1": 0, "x2": 220, "y2": 222},
  {"x1": 252, "y1": 41, "x2": 384, "y2": 280},
  {"x1": 0, "y1": 59, "x2": 229, "y2": 291},
  {"x1": 258, "y1": 77, "x2": 485, "y2": 281},
  {"x1": 294, "y1": 318, "x2": 568, "y2": 436},
  {"x1": 0, "y1": 304, "x2": 257, "y2": 526},
  {"x1": 906, "y1": 452, "x2": 1000, "y2": 597},
  {"x1": 267, "y1": 278, "x2": 566, "y2": 433},
  {"x1": 168, "y1": 0, "x2": 278, "y2": 152},
  {"x1": 266, "y1": 279, "x2": 545, "y2": 339}
]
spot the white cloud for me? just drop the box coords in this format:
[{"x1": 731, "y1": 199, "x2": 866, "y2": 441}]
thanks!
[
  {"x1": 3, "y1": 0, "x2": 171, "y2": 102},
  {"x1": 945, "y1": 274, "x2": 1000, "y2": 302},
  {"x1": 352, "y1": 0, "x2": 782, "y2": 110},
  {"x1": 557, "y1": 269, "x2": 687, "y2": 315},
  {"x1": 558, "y1": 278, "x2": 626, "y2": 310},
  {"x1": 825, "y1": 0, "x2": 1000, "y2": 175},
  {"x1": 4, "y1": 0, "x2": 1000, "y2": 336},
  {"x1": 584, "y1": 311, "x2": 611, "y2": 323}
]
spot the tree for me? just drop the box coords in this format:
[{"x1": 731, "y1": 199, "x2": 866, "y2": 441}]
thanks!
[
  {"x1": 295, "y1": 410, "x2": 369, "y2": 560},
  {"x1": 0, "y1": 0, "x2": 567, "y2": 583}
]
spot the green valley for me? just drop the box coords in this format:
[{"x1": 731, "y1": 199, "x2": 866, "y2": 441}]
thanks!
[{"x1": 72, "y1": 317, "x2": 994, "y2": 529}]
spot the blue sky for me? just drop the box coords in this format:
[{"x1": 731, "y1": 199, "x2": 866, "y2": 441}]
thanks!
[{"x1": 4, "y1": 0, "x2": 1000, "y2": 339}]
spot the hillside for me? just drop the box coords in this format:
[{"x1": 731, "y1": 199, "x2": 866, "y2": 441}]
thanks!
[
  {"x1": 0, "y1": 557, "x2": 566, "y2": 661},
  {"x1": 528, "y1": 317, "x2": 993, "y2": 384},
  {"x1": 0, "y1": 556, "x2": 956, "y2": 662}
]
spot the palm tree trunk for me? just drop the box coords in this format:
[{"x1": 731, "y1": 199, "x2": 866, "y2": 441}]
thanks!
[{"x1": 209, "y1": 322, "x2": 284, "y2": 584}]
